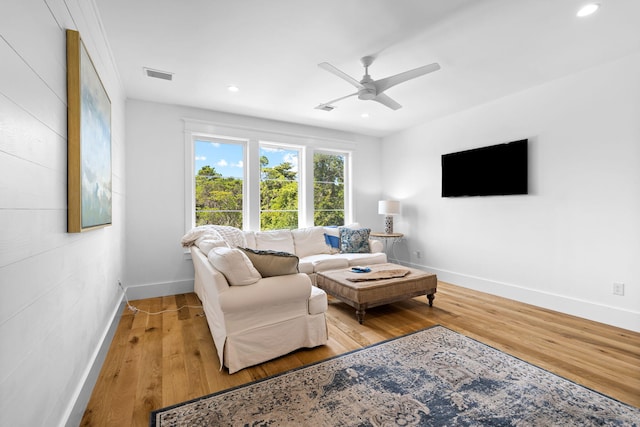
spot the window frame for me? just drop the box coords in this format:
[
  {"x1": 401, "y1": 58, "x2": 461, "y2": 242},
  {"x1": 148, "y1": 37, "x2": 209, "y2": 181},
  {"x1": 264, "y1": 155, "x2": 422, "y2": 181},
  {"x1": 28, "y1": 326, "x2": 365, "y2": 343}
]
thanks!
[
  {"x1": 258, "y1": 141, "x2": 303, "y2": 230},
  {"x1": 312, "y1": 149, "x2": 350, "y2": 227},
  {"x1": 184, "y1": 119, "x2": 354, "y2": 233},
  {"x1": 192, "y1": 135, "x2": 247, "y2": 229}
]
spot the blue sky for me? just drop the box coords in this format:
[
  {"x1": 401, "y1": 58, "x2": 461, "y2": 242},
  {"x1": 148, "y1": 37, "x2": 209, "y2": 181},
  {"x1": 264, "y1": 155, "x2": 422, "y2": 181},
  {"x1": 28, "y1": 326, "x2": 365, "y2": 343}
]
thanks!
[{"x1": 195, "y1": 140, "x2": 298, "y2": 178}]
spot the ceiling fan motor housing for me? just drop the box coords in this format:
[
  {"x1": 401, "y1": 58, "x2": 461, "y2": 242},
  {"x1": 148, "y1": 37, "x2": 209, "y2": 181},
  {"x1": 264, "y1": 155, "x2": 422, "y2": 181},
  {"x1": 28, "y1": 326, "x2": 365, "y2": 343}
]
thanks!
[
  {"x1": 358, "y1": 88, "x2": 377, "y2": 100},
  {"x1": 358, "y1": 77, "x2": 376, "y2": 100}
]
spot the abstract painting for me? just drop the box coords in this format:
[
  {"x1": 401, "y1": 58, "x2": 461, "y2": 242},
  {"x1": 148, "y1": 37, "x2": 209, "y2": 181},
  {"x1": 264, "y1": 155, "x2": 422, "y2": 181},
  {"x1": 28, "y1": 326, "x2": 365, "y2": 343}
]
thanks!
[{"x1": 66, "y1": 29, "x2": 111, "y2": 232}]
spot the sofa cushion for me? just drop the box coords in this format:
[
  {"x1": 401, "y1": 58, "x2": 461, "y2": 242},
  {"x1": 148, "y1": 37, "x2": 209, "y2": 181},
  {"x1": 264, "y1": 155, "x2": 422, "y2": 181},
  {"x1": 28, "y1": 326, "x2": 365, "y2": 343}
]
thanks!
[
  {"x1": 292, "y1": 226, "x2": 331, "y2": 257},
  {"x1": 302, "y1": 254, "x2": 349, "y2": 272},
  {"x1": 255, "y1": 229, "x2": 295, "y2": 253},
  {"x1": 341, "y1": 252, "x2": 388, "y2": 266},
  {"x1": 297, "y1": 260, "x2": 314, "y2": 275},
  {"x1": 238, "y1": 247, "x2": 299, "y2": 277},
  {"x1": 339, "y1": 227, "x2": 371, "y2": 253},
  {"x1": 208, "y1": 247, "x2": 261, "y2": 286}
]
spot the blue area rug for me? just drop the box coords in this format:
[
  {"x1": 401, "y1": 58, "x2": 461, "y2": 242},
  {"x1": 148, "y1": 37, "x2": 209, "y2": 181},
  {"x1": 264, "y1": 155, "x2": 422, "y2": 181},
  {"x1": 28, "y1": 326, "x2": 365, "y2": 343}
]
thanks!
[{"x1": 150, "y1": 325, "x2": 639, "y2": 426}]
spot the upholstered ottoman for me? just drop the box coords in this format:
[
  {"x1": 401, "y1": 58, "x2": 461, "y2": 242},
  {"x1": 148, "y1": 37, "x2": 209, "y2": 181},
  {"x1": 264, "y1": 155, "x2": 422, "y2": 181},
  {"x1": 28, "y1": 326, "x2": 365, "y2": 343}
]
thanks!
[{"x1": 316, "y1": 263, "x2": 437, "y2": 324}]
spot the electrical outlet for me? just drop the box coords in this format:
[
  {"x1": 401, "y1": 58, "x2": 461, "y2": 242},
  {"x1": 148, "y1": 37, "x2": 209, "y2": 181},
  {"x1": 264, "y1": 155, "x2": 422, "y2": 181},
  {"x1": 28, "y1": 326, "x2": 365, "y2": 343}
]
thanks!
[
  {"x1": 414, "y1": 250, "x2": 421, "y2": 259},
  {"x1": 612, "y1": 282, "x2": 625, "y2": 296}
]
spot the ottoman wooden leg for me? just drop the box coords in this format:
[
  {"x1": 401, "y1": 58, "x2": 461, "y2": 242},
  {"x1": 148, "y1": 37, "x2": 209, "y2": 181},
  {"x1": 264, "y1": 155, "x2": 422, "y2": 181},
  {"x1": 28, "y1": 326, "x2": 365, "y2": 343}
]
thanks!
[
  {"x1": 356, "y1": 308, "x2": 366, "y2": 324},
  {"x1": 427, "y1": 293, "x2": 435, "y2": 307}
]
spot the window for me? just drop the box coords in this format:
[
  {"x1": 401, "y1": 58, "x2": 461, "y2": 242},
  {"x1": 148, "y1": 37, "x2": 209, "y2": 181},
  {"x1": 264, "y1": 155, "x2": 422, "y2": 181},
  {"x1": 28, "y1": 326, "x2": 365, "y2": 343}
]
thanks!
[
  {"x1": 259, "y1": 144, "x2": 300, "y2": 230},
  {"x1": 185, "y1": 119, "x2": 352, "y2": 232},
  {"x1": 314, "y1": 152, "x2": 345, "y2": 226},
  {"x1": 193, "y1": 138, "x2": 244, "y2": 228}
]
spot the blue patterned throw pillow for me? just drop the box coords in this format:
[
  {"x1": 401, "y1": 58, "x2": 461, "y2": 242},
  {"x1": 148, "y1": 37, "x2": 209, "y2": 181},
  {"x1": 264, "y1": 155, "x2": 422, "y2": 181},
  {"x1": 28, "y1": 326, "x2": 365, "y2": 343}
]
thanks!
[{"x1": 339, "y1": 227, "x2": 371, "y2": 253}]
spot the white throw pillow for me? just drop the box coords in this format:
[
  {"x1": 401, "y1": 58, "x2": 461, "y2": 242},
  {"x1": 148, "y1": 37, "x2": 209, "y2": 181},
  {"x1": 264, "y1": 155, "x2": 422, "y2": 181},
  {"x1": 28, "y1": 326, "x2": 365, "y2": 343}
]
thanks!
[
  {"x1": 292, "y1": 226, "x2": 331, "y2": 257},
  {"x1": 197, "y1": 238, "x2": 228, "y2": 255},
  {"x1": 208, "y1": 247, "x2": 261, "y2": 286}
]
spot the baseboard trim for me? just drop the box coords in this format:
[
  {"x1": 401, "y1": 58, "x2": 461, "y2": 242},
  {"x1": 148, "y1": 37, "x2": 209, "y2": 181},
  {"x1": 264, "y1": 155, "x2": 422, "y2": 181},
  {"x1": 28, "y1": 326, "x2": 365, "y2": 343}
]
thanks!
[
  {"x1": 63, "y1": 296, "x2": 125, "y2": 427},
  {"x1": 403, "y1": 262, "x2": 640, "y2": 333},
  {"x1": 124, "y1": 279, "x2": 194, "y2": 300}
]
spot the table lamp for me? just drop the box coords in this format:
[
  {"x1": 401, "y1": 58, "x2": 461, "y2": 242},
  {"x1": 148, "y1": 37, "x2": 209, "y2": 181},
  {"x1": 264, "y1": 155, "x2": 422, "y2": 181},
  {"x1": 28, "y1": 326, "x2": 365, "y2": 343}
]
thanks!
[{"x1": 378, "y1": 200, "x2": 400, "y2": 234}]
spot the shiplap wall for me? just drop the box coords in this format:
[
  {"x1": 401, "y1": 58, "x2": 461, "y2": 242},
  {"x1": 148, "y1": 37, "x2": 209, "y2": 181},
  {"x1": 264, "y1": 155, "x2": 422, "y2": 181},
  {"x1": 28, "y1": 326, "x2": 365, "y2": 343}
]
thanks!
[{"x1": 0, "y1": 1, "x2": 125, "y2": 426}]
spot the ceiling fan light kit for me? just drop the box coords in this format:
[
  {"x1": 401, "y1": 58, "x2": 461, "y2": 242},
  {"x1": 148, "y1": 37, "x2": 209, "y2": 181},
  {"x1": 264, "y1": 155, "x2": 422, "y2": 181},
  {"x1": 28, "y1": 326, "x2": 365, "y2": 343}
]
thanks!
[{"x1": 316, "y1": 56, "x2": 440, "y2": 111}]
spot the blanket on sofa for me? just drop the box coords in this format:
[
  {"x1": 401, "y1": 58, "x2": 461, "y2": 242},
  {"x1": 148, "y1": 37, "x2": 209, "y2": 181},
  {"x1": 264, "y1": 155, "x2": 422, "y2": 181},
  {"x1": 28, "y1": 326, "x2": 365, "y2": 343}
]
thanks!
[{"x1": 181, "y1": 225, "x2": 245, "y2": 248}]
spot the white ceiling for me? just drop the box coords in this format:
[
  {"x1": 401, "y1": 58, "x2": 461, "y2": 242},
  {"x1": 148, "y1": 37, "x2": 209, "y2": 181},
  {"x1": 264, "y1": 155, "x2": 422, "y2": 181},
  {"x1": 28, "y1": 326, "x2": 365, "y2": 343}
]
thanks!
[{"x1": 95, "y1": 0, "x2": 640, "y2": 137}]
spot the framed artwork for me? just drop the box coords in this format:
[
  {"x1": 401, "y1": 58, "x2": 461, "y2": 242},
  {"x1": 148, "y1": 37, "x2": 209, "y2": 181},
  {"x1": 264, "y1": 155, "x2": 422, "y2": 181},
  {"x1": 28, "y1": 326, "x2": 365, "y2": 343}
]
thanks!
[{"x1": 66, "y1": 29, "x2": 112, "y2": 232}]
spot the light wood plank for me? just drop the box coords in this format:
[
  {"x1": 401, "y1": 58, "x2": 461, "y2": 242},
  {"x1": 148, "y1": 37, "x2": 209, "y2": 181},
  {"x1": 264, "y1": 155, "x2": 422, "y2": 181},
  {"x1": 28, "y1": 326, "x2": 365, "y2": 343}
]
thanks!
[{"x1": 81, "y1": 282, "x2": 640, "y2": 426}]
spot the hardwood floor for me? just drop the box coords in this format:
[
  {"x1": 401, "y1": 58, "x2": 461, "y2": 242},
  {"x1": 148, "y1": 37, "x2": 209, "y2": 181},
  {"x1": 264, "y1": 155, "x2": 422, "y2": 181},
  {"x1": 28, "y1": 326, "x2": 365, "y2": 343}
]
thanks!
[{"x1": 80, "y1": 282, "x2": 640, "y2": 426}]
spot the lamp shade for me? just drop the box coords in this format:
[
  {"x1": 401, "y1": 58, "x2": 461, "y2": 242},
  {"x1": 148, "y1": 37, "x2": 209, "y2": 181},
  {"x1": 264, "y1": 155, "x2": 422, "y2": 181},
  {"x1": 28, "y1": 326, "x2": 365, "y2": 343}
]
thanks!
[{"x1": 378, "y1": 200, "x2": 400, "y2": 215}]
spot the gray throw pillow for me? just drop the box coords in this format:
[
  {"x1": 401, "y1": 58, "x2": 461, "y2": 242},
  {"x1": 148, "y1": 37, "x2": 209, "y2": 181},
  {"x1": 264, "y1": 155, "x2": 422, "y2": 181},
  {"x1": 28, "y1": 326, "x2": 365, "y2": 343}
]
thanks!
[{"x1": 237, "y1": 247, "x2": 300, "y2": 277}]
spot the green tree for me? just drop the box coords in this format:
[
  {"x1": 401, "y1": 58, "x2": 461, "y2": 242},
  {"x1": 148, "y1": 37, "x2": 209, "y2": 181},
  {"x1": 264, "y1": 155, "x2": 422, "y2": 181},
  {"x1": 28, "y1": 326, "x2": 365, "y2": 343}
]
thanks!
[
  {"x1": 195, "y1": 165, "x2": 243, "y2": 227},
  {"x1": 195, "y1": 153, "x2": 346, "y2": 230},
  {"x1": 260, "y1": 159, "x2": 298, "y2": 230},
  {"x1": 314, "y1": 153, "x2": 344, "y2": 226}
]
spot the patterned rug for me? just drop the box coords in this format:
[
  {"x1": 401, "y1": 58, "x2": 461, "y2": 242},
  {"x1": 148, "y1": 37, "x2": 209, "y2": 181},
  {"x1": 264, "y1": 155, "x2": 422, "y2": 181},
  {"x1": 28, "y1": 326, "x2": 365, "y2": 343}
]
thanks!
[{"x1": 150, "y1": 326, "x2": 639, "y2": 426}]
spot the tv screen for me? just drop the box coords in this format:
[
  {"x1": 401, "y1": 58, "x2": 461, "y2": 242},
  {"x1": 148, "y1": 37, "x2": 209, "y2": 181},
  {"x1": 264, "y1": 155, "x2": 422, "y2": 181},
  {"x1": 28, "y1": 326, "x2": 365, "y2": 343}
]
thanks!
[{"x1": 441, "y1": 139, "x2": 528, "y2": 197}]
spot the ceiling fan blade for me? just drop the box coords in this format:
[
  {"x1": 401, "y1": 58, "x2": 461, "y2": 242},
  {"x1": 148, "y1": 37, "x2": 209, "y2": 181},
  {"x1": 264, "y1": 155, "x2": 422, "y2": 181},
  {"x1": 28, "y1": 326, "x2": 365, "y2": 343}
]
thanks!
[
  {"x1": 374, "y1": 62, "x2": 440, "y2": 93},
  {"x1": 318, "y1": 62, "x2": 365, "y2": 90},
  {"x1": 373, "y1": 93, "x2": 402, "y2": 110},
  {"x1": 315, "y1": 92, "x2": 359, "y2": 110}
]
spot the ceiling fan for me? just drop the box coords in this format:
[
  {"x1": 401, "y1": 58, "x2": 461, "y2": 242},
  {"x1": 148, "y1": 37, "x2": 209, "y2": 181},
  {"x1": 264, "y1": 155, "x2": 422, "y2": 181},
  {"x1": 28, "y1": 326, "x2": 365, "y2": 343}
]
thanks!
[{"x1": 315, "y1": 56, "x2": 440, "y2": 111}]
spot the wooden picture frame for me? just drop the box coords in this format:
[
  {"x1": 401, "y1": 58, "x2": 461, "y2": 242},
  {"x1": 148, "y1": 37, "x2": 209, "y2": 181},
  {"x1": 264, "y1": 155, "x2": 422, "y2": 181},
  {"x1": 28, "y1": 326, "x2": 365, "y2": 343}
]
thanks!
[{"x1": 66, "y1": 29, "x2": 112, "y2": 232}]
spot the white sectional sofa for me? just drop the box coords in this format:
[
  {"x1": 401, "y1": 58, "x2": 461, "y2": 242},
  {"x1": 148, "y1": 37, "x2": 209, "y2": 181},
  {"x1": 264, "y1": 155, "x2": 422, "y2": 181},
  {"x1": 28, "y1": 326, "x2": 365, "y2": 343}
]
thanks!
[
  {"x1": 183, "y1": 224, "x2": 387, "y2": 373},
  {"x1": 242, "y1": 225, "x2": 388, "y2": 283}
]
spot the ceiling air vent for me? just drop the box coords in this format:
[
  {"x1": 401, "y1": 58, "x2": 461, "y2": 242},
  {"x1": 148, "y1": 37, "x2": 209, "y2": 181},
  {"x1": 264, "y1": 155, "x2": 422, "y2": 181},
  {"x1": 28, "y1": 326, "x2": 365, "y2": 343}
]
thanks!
[{"x1": 143, "y1": 67, "x2": 173, "y2": 81}]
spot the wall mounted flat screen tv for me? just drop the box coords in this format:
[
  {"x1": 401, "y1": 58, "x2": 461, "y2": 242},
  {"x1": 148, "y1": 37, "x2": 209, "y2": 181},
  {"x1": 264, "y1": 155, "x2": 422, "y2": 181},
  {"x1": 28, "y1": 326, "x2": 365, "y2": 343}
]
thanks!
[{"x1": 441, "y1": 139, "x2": 528, "y2": 197}]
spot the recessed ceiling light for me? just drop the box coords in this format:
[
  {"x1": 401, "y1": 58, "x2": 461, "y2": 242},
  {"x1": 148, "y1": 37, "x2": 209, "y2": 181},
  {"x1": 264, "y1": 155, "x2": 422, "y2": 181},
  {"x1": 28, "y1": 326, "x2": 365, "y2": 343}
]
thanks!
[
  {"x1": 361, "y1": 113, "x2": 369, "y2": 119},
  {"x1": 577, "y1": 3, "x2": 600, "y2": 17},
  {"x1": 227, "y1": 85, "x2": 239, "y2": 92}
]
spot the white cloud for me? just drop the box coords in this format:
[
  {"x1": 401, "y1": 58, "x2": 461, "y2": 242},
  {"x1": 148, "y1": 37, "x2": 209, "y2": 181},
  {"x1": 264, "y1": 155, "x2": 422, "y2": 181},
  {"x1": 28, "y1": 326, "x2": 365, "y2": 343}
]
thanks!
[
  {"x1": 195, "y1": 155, "x2": 206, "y2": 161},
  {"x1": 216, "y1": 159, "x2": 228, "y2": 167},
  {"x1": 231, "y1": 161, "x2": 243, "y2": 168},
  {"x1": 284, "y1": 153, "x2": 299, "y2": 172}
]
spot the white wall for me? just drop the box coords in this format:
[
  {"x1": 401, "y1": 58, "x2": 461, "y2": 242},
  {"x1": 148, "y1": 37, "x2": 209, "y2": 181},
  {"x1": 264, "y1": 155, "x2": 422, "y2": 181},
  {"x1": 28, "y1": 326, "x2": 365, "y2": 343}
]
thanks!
[
  {"x1": 382, "y1": 52, "x2": 640, "y2": 332},
  {"x1": 0, "y1": 1, "x2": 126, "y2": 426},
  {"x1": 124, "y1": 100, "x2": 381, "y2": 295}
]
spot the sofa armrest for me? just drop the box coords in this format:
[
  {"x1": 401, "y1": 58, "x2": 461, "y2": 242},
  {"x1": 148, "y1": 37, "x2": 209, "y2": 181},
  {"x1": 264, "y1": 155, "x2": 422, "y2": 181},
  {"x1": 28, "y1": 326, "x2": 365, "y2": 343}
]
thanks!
[
  {"x1": 191, "y1": 246, "x2": 230, "y2": 297},
  {"x1": 369, "y1": 239, "x2": 383, "y2": 253},
  {"x1": 218, "y1": 273, "x2": 312, "y2": 313}
]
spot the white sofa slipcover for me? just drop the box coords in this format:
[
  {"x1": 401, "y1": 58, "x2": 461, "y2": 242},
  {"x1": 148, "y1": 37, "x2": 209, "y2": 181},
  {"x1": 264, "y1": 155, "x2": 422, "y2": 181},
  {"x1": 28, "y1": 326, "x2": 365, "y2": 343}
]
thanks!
[
  {"x1": 242, "y1": 225, "x2": 388, "y2": 283},
  {"x1": 191, "y1": 245, "x2": 328, "y2": 373},
  {"x1": 184, "y1": 224, "x2": 387, "y2": 373}
]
